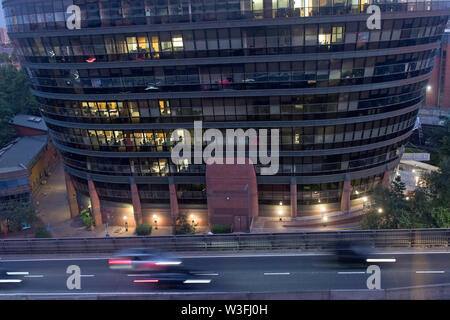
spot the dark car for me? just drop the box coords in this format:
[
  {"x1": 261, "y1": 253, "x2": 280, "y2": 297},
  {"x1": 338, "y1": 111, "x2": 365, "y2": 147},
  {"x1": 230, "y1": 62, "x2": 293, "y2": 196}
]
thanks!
[{"x1": 332, "y1": 240, "x2": 372, "y2": 265}]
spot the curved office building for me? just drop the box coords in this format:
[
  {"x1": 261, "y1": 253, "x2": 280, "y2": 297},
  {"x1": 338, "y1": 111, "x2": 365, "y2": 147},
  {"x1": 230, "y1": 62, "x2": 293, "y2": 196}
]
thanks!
[{"x1": 3, "y1": 0, "x2": 449, "y2": 230}]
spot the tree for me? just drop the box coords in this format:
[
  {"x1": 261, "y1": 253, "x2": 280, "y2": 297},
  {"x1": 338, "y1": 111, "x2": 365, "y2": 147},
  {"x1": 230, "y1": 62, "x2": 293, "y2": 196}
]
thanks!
[
  {"x1": 391, "y1": 175, "x2": 406, "y2": 198},
  {"x1": 0, "y1": 65, "x2": 40, "y2": 148},
  {"x1": 0, "y1": 201, "x2": 37, "y2": 233},
  {"x1": 431, "y1": 207, "x2": 450, "y2": 228},
  {"x1": 175, "y1": 213, "x2": 195, "y2": 235}
]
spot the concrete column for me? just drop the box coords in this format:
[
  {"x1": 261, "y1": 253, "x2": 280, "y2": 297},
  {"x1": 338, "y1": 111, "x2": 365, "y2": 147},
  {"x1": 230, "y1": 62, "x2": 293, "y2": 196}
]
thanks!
[
  {"x1": 169, "y1": 177, "x2": 179, "y2": 230},
  {"x1": 130, "y1": 182, "x2": 143, "y2": 225},
  {"x1": 88, "y1": 179, "x2": 103, "y2": 227},
  {"x1": 340, "y1": 180, "x2": 352, "y2": 214},
  {"x1": 290, "y1": 178, "x2": 297, "y2": 218},
  {"x1": 64, "y1": 172, "x2": 79, "y2": 219},
  {"x1": 382, "y1": 170, "x2": 391, "y2": 188}
]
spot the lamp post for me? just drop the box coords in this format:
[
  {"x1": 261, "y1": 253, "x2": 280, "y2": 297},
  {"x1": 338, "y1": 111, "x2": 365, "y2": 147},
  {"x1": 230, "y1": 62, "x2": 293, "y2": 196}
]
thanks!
[
  {"x1": 153, "y1": 215, "x2": 158, "y2": 230},
  {"x1": 322, "y1": 215, "x2": 328, "y2": 227},
  {"x1": 278, "y1": 209, "x2": 283, "y2": 222},
  {"x1": 123, "y1": 216, "x2": 128, "y2": 232}
]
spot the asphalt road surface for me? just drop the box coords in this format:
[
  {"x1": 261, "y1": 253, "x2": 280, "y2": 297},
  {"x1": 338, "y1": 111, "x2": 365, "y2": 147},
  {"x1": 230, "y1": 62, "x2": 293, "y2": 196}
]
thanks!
[{"x1": 0, "y1": 251, "x2": 449, "y2": 296}]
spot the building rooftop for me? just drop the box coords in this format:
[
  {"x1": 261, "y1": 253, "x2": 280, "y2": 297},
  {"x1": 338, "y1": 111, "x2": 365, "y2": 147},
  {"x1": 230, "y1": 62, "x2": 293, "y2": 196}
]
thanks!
[
  {"x1": 0, "y1": 135, "x2": 48, "y2": 170},
  {"x1": 9, "y1": 114, "x2": 48, "y2": 132}
]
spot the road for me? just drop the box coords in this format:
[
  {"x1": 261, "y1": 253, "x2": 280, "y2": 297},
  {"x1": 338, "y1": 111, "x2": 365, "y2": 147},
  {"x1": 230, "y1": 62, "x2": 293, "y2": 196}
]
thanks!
[{"x1": 0, "y1": 251, "x2": 449, "y2": 296}]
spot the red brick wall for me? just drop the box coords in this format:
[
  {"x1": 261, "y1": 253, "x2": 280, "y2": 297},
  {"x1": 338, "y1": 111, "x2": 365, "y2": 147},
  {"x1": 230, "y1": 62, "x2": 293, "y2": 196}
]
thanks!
[
  {"x1": 29, "y1": 143, "x2": 59, "y2": 193},
  {"x1": 13, "y1": 125, "x2": 47, "y2": 137}
]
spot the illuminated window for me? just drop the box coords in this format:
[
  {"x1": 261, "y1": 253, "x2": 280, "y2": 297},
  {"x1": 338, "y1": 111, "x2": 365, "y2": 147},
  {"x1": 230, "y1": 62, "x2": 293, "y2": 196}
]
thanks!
[
  {"x1": 138, "y1": 36, "x2": 149, "y2": 51},
  {"x1": 159, "y1": 100, "x2": 171, "y2": 115},
  {"x1": 172, "y1": 35, "x2": 183, "y2": 51},
  {"x1": 108, "y1": 102, "x2": 118, "y2": 117},
  {"x1": 319, "y1": 27, "x2": 331, "y2": 45},
  {"x1": 332, "y1": 26, "x2": 344, "y2": 43},
  {"x1": 151, "y1": 36, "x2": 160, "y2": 58},
  {"x1": 126, "y1": 37, "x2": 138, "y2": 53}
]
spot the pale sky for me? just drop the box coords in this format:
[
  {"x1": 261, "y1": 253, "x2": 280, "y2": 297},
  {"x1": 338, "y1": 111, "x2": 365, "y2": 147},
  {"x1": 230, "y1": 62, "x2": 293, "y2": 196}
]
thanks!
[{"x1": 0, "y1": 6, "x2": 5, "y2": 28}]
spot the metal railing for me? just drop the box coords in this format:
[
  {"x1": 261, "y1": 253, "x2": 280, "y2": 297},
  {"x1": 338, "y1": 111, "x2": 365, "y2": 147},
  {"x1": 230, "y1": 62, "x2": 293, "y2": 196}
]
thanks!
[{"x1": 0, "y1": 229, "x2": 448, "y2": 255}]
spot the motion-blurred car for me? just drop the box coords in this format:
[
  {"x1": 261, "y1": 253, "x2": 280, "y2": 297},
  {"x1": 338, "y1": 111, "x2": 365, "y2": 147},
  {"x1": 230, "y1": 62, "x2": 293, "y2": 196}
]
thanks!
[
  {"x1": 331, "y1": 240, "x2": 373, "y2": 265},
  {"x1": 108, "y1": 248, "x2": 183, "y2": 272},
  {"x1": 130, "y1": 269, "x2": 212, "y2": 287},
  {"x1": 0, "y1": 267, "x2": 23, "y2": 288}
]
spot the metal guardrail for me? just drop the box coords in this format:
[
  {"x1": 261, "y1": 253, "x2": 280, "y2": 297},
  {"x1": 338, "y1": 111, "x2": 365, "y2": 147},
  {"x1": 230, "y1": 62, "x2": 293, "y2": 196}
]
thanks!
[{"x1": 0, "y1": 229, "x2": 449, "y2": 255}]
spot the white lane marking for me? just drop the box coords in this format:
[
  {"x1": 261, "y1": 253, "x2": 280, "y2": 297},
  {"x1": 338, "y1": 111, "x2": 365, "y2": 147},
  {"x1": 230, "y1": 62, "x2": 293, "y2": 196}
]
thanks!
[
  {"x1": 0, "y1": 279, "x2": 22, "y2": 283},
  {"x1": 416, "y1": 271, "x2": 445, "y2": 274},
  {"x1": 80, "y1": 275, "x2": 95, "y2": 277},
  {"x1": 337, "y1": 271, "x2": 366, "y2": 275},
  {"x1": 24, "y1": 275, "x2": 44, "y2": 278},
  {"x1": 366, "y1": 258, "x2": 396, "y2": 263},
  {"x1": 6, "y1": 272, "x2": 29, "y2": 276},
  {"x1": 263, "y1": 272, "x2": 290, "y2": 276},
  {"x1": 194, "y1": 273, "x2": 219, "y2": 276},
  {"x1": 183, "y1": 279, "x2": 212, "y2": 284}
]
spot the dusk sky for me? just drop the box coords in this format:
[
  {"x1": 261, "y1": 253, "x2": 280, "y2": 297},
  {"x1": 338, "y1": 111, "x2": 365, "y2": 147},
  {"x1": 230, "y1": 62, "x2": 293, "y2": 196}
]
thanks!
[{"x1": 0, "y1": 6, "x2": 5, "y2": 28}]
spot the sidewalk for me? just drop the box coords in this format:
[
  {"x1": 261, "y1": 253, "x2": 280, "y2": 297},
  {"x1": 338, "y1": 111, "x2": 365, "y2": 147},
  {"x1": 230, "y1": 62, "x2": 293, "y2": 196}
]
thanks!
[{"x1": 30, "y1": 162, "x2": 207, "y2": 238}]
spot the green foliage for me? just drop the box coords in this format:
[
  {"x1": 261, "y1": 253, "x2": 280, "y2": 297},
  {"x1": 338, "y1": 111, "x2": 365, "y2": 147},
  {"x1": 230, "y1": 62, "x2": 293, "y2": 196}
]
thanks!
[
  {"x1": 175, "y1": 213, "x2": 195, "y2": 235},
  {"x1": 431, "y1": 207, "x2": 450, "y2": 228},
  {"x1": 79, "y1": 209, "x2": 95, "y2": 228},
  {"x1": 429, "y1": 116, "x2": 450, "y2": 158},
  {"x1": 0, "y1": 201, "x2": 37, "y2": 232},
  {"x1": 0, "y1": 65, "x2": 40, "y2": 147},
  {"x1": 361, "y1": 161, "x2": 450, "y2": 229},
  {"x1": 34, "y1": 227, "x2": 52, "y2": 238},
  {"x1": 135, "y1": 222, "x2": 152, "y2": 236},
  {"x1": 211, "y1": 224, "x2": 232, "y2": 234}
]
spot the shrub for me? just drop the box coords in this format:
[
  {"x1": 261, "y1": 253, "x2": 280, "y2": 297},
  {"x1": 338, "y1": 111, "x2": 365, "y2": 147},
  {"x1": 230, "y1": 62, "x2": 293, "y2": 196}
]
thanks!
[
  {"x1": 136, "y1": 222, "x2": 152, "y2": 236},
  {"x1": 34, "y1": 227, "x2": 52, "y2": 238},
  {"x1": 211, "y1": 224, "x2": 232, "y2": 234},
  {"x1": 80, "y1": 209, "x2": 95, "y2": 228},
  {"x1": 175, "y1": 213, "x2": 195, "y2": 235}
]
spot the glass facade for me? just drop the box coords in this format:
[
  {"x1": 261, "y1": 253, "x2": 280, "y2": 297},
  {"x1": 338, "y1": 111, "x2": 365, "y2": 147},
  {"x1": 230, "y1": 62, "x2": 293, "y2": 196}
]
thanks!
[{"x1": 4, "y1": 0, "x2": 449, "y2": 208}]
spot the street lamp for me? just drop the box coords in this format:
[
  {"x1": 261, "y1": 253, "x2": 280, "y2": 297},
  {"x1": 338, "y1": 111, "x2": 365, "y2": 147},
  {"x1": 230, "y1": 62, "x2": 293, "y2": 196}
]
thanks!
[
  {"x1": 378, "y1": 208, "x2": 383, "y2": 213},
  {"x1": 153, "y1": 214, "x2": 158, "y2": 230},
  {"x1": 322, "y1": 215, "x2": 328, "y2": 227},
  {"x1": 123, "y1": 216, "x2": 128, "y2": 232},
  {"x1": 278, "y1": 209, "x2": 283, "y2": 222}
]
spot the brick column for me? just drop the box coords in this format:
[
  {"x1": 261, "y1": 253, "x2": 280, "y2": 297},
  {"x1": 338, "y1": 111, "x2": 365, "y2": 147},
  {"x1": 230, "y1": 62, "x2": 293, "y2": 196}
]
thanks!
[
  {"x1": 290, "y1": 177, "x2": 297, "y2": 218},
  {"x1": 169, "y1": 177, "x2": 179, "y2": 232},
  {"x1": 88, "y1": 179, "x2": 103, "y2": 227},
  {"x1": 340, "y1": 179, "x2": 352, "y2": 214},
  {"x1": 130, "y1": 180, "x2": 143, "y2": 225},
  {"x1": 1, "y1": 220, "x2": 7, "y2": 237},
  {"x1": 64, "y1": 172, "x2": 79, "y2": 219},
  {"x1": 382, "y1": 170, "x2": 391, "y2": 188}
]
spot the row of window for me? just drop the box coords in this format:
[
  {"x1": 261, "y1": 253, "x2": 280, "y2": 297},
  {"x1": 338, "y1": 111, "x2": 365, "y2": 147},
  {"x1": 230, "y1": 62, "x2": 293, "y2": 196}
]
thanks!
[
  {"x1": 29, "y1": 55, "x2": 434, "y2": 91},
  {"x1": 14, "y1": 18, "x2": 447, "y2": 62},
  {"x1": 29, "y1": 50, "x2": 436, "y2": 79},
  {"x1": 61, "y1": 147, "x2": 399, "y2": 176},
  {"x1": 47, "y1": 113, "x2": 416, "y2": 153},
  {"x1": 5, "y1": 0, "x2": 448, "y2": 33},
  {"x1": 69, "y1": 171, "x2": 385, "y2": 206},
  {"x1": 37, "y1": 83, "x2": 425, "y2": 123},
  {"x1": 31, "y1": 66, "x2": 431, "y2": 94}
]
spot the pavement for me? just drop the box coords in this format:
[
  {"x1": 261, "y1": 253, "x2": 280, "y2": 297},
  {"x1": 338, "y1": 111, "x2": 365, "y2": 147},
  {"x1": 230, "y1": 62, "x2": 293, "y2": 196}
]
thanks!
[
  {"x1": 24, "y1": 162, "x2": 208, "y2": 238},
  {"x1": 0, "y1": 250, "x2": 449, "y2": 296}
]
